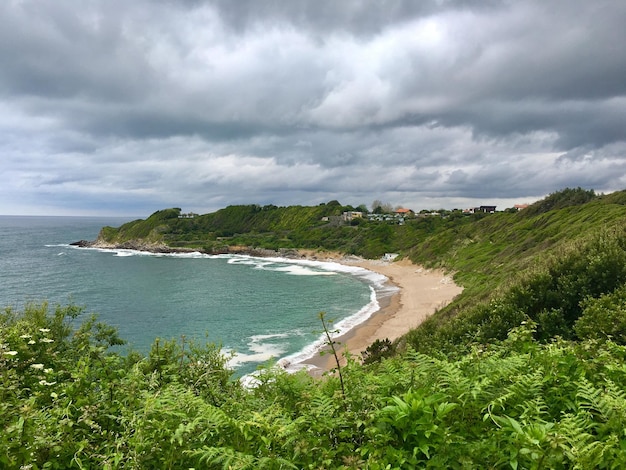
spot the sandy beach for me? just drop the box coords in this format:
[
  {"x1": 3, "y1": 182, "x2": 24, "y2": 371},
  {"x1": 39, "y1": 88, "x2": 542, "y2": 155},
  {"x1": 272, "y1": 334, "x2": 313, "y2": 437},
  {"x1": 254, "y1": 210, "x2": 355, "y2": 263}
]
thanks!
[{"x1": 300, "y1": 253, "x2": 463, "y2": 374}]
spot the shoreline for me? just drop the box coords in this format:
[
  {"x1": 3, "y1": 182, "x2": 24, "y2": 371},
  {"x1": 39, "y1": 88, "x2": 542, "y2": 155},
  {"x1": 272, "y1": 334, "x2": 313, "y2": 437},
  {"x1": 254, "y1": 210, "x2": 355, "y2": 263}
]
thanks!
[
  {"x1": 73, "y1": 240, "x2": 463, "y2": 375},
  {"x1": 296, "y1": 253, "x2": 463, "y2": 375}
]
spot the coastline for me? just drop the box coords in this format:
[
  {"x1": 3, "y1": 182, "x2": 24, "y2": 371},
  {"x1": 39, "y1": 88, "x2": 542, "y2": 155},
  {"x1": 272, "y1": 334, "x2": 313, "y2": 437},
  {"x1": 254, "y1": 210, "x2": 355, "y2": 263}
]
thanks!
[
  {"x1": 296, "y1": 253, "x2": 463, "y2": 375},
  {"x1": 73, "y1": 239, "x2": 463, "y2": 375}
]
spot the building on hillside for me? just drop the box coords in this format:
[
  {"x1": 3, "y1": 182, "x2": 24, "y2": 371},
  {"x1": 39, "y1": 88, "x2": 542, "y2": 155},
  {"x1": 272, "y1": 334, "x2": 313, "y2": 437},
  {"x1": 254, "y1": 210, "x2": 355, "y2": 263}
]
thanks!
[
  {"x1": 514, "y1": 204, "x2": 529, "y2": 211},
  {"x1": 342, "y1": 211, "x2": 363, "y2": 222},
  {"x1": 395, "y1": 208, "x2": 415, "y2": 217},
  {"x1": 463, "y1": 205, "x2": 497, "y2": 214}
]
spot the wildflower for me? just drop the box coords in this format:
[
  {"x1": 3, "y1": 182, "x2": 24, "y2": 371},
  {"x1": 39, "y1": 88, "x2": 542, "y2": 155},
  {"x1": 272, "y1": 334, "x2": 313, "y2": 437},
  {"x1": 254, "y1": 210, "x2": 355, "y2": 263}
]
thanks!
[
  {"x1": 39, "y1": 328, "x2": 50, "y2": 333},
  {"x1": 39, "y1": 380, "x2": 56, "y2": 386},
  {"x1": 28, "y1": 340, "x2": 36, "y2": 345},
  {"x1": 30, "y1": 363, "x2": 44, "y2": 370},
  {"x1": 44, "y1": 368, "x2": 53, "y2": 374},
  {"x1": 40, "y1": 338, "x2": 54, "y2": 343},
  {"x1": 20, "y1": 334, "x2": 32, "y2": 339},
  {"x1": 3, "y1": 350, "x2": 18, "y2": 356}
]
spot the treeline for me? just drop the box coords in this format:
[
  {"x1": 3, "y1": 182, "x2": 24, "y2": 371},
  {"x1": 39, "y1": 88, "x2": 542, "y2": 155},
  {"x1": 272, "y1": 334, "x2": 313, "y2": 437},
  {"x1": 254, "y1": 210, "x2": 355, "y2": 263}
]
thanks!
[
  {"x1": 98, "y1": 199, "x2": 467, "y2": 257},
  {"x1": 98, "y1": 188, "x2": 621, "y2": 262}
]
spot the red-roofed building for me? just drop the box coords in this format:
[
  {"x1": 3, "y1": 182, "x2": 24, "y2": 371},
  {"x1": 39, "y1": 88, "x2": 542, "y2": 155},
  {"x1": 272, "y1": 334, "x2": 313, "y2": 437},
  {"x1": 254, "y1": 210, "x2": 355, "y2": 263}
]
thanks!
[{"x1": 395, "y1": 208, "x2": 414, "y2": 216}]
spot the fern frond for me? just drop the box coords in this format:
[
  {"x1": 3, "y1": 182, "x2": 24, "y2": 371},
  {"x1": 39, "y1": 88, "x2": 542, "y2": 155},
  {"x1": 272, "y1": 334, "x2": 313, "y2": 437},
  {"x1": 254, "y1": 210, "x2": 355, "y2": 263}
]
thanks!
[
  {"x1": 576, "y1": 378, "x2": 612, "y2": 422},
  {"x1": 187, "y1": 445, "x2": 298, "y2": 469}
]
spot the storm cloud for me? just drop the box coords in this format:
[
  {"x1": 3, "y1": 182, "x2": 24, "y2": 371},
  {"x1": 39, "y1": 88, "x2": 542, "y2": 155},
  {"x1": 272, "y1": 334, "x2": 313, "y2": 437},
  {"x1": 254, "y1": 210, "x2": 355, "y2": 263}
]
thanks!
[{"x1": 1, "y1": 0, "x2": 625, "y2": 215}]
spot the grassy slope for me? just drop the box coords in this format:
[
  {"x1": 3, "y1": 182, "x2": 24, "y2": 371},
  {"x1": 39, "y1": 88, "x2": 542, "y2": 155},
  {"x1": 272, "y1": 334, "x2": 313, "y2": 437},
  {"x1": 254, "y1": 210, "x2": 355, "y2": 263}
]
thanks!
[{"x1": 405, "y1": 190, "x2": 626, "y2": 354}]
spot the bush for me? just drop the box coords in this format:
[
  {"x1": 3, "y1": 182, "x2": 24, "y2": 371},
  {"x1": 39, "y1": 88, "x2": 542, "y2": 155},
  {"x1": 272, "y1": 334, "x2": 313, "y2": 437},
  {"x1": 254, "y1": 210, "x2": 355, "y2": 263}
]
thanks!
[
  {"x1": 575, "y1": 284, "x2": 626, "y2": 343},
  {"x1": 362, "y1": 338, "x2": 395, "y2": 364}
]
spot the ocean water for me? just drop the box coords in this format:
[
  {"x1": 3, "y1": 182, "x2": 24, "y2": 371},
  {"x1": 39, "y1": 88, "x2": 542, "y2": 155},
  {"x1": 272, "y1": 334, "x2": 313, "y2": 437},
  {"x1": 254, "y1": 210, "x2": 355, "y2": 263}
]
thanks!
[{"x1": 0, "y1": 216, "x2": 393, "y2": 376}]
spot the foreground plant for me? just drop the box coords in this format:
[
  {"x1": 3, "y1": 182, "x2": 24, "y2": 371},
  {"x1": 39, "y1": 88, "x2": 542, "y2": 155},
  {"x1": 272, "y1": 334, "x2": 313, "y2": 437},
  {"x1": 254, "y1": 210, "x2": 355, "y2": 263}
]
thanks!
[{"x1": 3, "y1": 305, "x2": 626, "y2": 468}]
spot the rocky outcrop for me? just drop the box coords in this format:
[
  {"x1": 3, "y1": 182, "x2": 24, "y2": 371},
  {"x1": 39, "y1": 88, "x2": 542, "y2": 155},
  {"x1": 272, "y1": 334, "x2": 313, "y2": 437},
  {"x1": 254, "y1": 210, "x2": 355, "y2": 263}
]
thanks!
[
  {"x1": 71, "y1": 237, "x2": 305, "y2": 259},
  {"x1": 71, "y1": 238, "x2": 192, "y2": 254}
]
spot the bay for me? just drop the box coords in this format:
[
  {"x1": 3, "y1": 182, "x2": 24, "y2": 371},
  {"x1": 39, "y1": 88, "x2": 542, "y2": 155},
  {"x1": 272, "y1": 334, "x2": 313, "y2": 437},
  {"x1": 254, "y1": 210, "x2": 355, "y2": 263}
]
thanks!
[{"x1": 0, "y1": 216, "x2": 384, "y2": 375}]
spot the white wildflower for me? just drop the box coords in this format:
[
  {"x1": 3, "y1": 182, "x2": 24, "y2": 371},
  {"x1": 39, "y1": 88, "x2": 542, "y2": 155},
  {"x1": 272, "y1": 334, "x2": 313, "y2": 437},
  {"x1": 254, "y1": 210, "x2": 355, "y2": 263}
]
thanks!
[
  {"x1": 40, "y1": 338, "x2": 54, "y2": 343},
  {"x1": 28, "y1": 340, "x2": 36, "y2": 345},
  {"x1": 44, "y1": 368, "x2": 53, "y2": 374},
  {"x1": 20, "y1": 334, "x2": 32, "y2": 339},
  {"x1": 3, "y1": 350, "x2": 18, "y2": 356},
  {"x1": 39, "y1": 328, "x2": 50, "y2": 333},
  {"x1": 30, "y1": 363, "x2": 44, "y2": 370},
  {"x1": 39, "y1": 380, "x2": 56, "y2": 386},
  {"x1": 50, "y1": 392, "x2": 58, "y2": 399}
]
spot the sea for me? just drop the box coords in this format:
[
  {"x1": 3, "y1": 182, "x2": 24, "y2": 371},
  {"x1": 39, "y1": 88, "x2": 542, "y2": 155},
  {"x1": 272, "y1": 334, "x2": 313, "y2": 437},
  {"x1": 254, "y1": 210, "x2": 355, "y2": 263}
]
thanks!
[{"x1": 0, "y1": 215, "x2": 395, "y2": 376}]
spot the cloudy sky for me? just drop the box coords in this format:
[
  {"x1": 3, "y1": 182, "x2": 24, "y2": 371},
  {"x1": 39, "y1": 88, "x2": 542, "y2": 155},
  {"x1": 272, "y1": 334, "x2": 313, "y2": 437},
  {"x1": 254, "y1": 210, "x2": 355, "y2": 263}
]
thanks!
[{"x1": 2, "y1": 0, "x2": 625, "y2": 216}]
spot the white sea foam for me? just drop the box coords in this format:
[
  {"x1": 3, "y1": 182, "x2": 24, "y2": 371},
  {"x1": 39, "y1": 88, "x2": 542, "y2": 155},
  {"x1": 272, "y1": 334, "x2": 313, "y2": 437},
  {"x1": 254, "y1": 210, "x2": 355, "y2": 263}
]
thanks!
[
  {"x1": 227, "y1": 332, "x2": 290, "y2": 368},
  {"x1": 272, "y1": 264, "x2": 336, "y2": 276},
  {"x1": 227, "y1": 256, "x2": 336, "y2": 276}
]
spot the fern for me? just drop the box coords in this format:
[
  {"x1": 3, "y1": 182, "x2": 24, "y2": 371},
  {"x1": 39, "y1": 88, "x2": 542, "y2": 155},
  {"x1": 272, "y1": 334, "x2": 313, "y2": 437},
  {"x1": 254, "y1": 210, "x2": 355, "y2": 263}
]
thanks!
[{"x1": 576, "y1": 378, "x2": 613, "y2": 423}]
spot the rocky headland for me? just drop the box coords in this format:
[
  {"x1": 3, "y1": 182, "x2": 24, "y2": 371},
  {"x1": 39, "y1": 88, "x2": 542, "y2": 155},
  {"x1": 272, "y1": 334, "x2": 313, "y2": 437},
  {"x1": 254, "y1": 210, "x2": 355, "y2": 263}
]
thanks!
[{"x1": 71, "y1": 237, "x2": 308, "y2": 259}]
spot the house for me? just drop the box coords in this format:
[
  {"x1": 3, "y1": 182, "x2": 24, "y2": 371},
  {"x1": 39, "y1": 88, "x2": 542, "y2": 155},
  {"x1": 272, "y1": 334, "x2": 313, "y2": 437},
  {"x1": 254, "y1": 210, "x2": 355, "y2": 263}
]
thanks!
[
  {"x1": 395, "y1": 208, "x2": 414, "y2": 217},
  {"x1": 514, "y1": 204, "x2": 529, "y2": 211},
  {"x1": 463, "y1": 206, "x2": 497, "y2": 214},
  {"x1": 342, "y1": 211, "x2": 363, "y2": 222}
]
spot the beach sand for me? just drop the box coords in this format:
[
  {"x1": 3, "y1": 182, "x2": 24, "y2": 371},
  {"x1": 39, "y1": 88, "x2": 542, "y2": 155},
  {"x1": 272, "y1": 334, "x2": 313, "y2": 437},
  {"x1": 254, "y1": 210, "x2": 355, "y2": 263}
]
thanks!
[{"x1": 299, "y1": 254, "x2": 463, "y2": 375}]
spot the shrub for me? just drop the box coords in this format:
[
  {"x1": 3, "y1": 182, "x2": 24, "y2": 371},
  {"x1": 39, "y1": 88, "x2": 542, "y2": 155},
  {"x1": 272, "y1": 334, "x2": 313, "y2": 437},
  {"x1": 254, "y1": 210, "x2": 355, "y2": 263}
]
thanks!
[
  {"x1": 575, "y1": 284, "x2": 626, "y2": 343},
  {"x1": 362, "y1": 338, "x2": 395, "y2": 364}
]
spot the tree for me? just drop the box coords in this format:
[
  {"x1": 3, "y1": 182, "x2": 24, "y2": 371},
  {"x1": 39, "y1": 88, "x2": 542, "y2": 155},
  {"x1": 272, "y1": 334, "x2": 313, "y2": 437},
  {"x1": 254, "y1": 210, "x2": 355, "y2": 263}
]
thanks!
[{"x1": 372, "y1": 200, "x2": 393, "y2": 214}]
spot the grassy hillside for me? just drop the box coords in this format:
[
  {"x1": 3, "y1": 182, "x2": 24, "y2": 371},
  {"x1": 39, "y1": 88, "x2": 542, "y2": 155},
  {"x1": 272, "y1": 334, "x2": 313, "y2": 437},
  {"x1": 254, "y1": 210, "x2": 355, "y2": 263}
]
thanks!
[{"x1": 402, "y1": 189, "x2": 626, "y2": 355}]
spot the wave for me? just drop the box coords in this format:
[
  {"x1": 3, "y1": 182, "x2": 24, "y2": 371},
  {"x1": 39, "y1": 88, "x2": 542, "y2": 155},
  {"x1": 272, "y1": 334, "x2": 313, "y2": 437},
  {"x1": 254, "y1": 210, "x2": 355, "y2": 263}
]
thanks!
[
  {"x1": 227, "y1": 256, "x2": 336, "y2": 276},
  {"x1": 227, "y1": 332, "x2": 292, "y2": 368}
]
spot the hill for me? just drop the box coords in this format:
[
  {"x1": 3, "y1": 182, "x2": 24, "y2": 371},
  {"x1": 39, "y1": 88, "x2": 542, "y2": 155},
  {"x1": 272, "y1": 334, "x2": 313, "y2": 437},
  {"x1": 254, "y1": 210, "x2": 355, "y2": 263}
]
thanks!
[{"x1": 4, "y1": 187, "x2": 626, "y2": 467}]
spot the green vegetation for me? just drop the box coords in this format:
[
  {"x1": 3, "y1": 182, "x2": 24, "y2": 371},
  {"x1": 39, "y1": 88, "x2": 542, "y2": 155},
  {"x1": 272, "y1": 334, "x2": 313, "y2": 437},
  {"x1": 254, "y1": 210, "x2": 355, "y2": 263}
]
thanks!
[
  {"x1": 4, "y1": 305, "x2": 626, "y2": 468},
  {"x1": 4, "y1": 187, "x2": 626, "y2": 467}
]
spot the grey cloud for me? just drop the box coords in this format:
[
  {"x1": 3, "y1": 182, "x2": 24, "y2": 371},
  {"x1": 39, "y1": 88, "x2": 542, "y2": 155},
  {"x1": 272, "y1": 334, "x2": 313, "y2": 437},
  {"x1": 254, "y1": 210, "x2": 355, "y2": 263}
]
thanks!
[
  {"x1": 208, "y1": 0, "x2": 506, "y2": 37},
  {"x1": 1, "y1": 0, "x2": 625, "y2": 216}
]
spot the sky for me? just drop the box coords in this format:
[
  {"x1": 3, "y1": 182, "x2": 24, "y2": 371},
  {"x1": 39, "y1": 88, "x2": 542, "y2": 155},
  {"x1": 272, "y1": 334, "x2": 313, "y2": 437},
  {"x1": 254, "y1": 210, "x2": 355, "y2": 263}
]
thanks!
[{"x1": 1, "y1": 0, "x2": 625, "y2": 217}]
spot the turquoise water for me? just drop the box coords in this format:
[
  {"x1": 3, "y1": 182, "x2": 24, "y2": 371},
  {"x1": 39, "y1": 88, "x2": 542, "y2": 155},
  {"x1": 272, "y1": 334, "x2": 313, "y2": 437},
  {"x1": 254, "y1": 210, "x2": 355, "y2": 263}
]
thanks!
[{"x1": 0, "y1": 216, "x2": 391, "y2": 375}]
